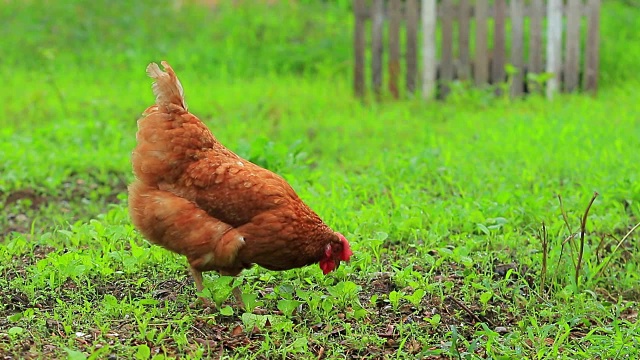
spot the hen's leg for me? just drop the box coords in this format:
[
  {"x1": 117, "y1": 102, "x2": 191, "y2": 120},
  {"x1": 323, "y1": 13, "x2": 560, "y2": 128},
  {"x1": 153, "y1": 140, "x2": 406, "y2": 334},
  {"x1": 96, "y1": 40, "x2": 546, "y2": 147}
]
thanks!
[
  {"x1": 232, "y1": 286, "x2": 245, "y2": 308},
  {"x1": 190, "y1": 266, "x2": 214, "y2": 308},
  {"x1": 191, "y1": 266, "x2": 205, "y2": 292},
  {"x1": 219, "y1": 270, "x2": 246, "y2": 309}
]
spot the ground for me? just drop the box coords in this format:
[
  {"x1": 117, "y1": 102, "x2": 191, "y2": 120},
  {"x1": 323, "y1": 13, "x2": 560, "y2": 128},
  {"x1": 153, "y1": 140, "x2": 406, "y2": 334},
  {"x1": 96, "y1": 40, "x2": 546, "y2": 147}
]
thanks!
[{"x1": 1, "y1": 0, "x2": 640, "y2": 359}]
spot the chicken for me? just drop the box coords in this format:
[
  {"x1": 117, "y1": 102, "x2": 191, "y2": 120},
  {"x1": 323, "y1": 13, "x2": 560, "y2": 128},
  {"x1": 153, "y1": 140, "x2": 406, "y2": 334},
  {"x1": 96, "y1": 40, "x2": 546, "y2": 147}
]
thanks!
[{"x1": 128, "y1": 61, "x2": 352, "y2": 307}]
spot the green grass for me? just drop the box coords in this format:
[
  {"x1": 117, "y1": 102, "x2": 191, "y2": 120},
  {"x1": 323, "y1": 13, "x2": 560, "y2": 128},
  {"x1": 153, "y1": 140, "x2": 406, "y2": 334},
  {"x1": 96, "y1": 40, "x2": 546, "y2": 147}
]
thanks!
[{"x1": 2, "y1": 0, "x2": 640, "y2": 358}]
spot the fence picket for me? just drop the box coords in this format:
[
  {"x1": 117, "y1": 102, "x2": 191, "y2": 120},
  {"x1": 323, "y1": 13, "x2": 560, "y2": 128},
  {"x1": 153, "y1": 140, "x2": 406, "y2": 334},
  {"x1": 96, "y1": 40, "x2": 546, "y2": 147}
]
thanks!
[
  {"x1": 421, "y1": 0, "x2": 436, "y2": 99},
  {"x1": 371, "y1": 0, "x2": 384, "y2": 96},
  {"x1": 529, "y1": 0, "x2": 544, "y2": 76},
  {"x1": 388, "y1": 0, "x2": 401, "y2": 98},
  {"x1": 458, "y1": 0, "x2": 471, "y2": 80},
  {"x1": 474, "y1": 0, "x2": 489, "y2": 86},
  {"x1": 440, "y1": 0, "x2": 454, "y2": 97},
  {"x1": 492, "y1": 0, "x2": 506, "y2": 87},
  {"x1": 584, "y1": 0, "x2": 600, "y2": 93},
  {"x1": 565, "y1": 0, "x2": 582, "y2": 91},
  {"x1": 510, "y1": 0, "x2": 524, "y2": 96},
  {"x1": 546, "y1": 0, "x2": 563, "y2": 98},
  {"x1": 406, "y1": 0, "x2": 419, "y2": 94}
]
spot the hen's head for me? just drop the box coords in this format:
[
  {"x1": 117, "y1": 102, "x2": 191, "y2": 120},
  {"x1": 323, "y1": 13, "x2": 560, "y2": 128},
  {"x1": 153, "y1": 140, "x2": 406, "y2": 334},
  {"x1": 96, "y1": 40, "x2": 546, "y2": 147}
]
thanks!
[{"x1": 319, "y1": 232, "x2": 353, "y2": 275}]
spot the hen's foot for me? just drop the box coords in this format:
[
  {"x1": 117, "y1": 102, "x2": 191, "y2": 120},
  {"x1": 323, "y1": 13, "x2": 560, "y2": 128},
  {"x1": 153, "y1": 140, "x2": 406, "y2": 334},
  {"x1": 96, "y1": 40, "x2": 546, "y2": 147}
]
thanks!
[
  {"x1": 231, "y1": 286, "x2": 246, "y2": 309},
  {"x1": 189, "y1": 296, "x2": 216, "y2": 310}
]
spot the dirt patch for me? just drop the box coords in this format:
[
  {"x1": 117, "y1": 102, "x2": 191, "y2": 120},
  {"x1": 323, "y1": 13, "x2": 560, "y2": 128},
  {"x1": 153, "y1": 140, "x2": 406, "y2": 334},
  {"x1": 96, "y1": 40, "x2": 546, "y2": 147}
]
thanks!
[
  {"x1": 1, "y1": 189, "x2": 50, "y2": 235},
  {"x1": 190, "y1": 319, "x2": 261, "y2": 355},
  {"x1": 1, "y1": 173, "x2": 129, "y2": 239},
  {"x1": 3, "y1": 189, "x2": 48, "y2": 209}
]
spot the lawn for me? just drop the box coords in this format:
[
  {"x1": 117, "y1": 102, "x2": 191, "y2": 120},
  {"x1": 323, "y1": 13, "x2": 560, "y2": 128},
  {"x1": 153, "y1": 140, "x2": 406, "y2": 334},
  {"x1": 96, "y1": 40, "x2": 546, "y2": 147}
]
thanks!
[{"x1": 2, "y1": 0, "x2": 640, "y2": 358}]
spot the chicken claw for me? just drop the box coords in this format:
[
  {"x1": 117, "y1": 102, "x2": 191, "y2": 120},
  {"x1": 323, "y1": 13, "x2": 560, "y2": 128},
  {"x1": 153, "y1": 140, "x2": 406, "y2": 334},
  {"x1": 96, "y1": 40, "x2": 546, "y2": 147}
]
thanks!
[
  {"x1": 190, "y1": 267, "x2": 246, "y2": 310},
  {"x1": 189, "y1": 267, "x2": 215, "y2": 309},
  {"x1": 231, "y1": 286, "x2": 245, "y2": 309}
]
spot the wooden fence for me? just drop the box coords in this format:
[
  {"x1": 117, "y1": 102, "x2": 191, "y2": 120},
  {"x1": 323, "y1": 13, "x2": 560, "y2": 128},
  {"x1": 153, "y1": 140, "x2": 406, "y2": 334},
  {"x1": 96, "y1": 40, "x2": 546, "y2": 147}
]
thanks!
[{"x1": 353, "y1": 0, "x2": 601, "y2": 99}]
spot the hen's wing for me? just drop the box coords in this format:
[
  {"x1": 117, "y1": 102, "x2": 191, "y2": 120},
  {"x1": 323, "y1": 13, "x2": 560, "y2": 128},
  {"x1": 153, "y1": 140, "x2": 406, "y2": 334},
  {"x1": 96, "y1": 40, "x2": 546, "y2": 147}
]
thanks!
[
  {"x1": 129, "y1": 180, "x2": 245, "y2": 272},
  {"x1": 168, "y1": 154, "x2": 334, "y2": 271},
  {"x1": 166, "y1": 155, "x2": 300, "y2": 228}
]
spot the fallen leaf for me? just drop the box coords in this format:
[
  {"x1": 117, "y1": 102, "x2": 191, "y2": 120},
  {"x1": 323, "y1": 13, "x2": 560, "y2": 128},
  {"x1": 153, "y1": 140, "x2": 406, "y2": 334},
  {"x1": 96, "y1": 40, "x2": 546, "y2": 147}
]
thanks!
[
  {"x1": 406, "y1": 339, "x2": 421, "y2": 353},
  {"x1": 327, "y1": 326, "x2": 346, "y2": 336},
  {"x1": 378, "y1": 324, "x2": 395, "y2": 338},
  {"x1": 252, "y1": 307, "x2": 268, "y2": 315},
  {"x1": 231, "y1": 325, "x2": 243, "y2": 336},
  {"x1": 194, "y1": 338, "x2": 217, "y2": 347}
]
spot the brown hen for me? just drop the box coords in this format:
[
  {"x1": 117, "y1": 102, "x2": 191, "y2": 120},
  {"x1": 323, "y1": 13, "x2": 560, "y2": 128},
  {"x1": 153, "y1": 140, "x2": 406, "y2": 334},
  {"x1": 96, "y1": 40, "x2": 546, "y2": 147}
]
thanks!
[{"x1": 128, "y1": 61, "x2": 352, "y2": 306}]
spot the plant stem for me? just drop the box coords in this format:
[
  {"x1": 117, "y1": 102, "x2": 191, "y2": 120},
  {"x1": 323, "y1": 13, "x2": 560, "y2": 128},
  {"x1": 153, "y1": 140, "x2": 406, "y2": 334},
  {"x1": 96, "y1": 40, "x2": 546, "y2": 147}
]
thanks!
[{"x1": 575, "y1": 192, "x2": 598, "y2": 288}]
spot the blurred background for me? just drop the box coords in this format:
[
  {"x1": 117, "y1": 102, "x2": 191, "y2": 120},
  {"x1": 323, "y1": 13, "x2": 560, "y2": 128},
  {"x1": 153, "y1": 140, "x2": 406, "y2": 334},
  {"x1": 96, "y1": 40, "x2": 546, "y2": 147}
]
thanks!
[{"x1": 2, "y1": 0, "x2": 639, "y2": 88}]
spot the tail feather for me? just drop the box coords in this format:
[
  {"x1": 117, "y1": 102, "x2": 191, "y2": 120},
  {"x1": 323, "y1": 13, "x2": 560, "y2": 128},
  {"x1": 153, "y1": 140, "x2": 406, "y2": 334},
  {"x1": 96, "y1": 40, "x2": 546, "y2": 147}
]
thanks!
[{"x1": 146, "y1": 61, "x2": 187, "y2": 112}]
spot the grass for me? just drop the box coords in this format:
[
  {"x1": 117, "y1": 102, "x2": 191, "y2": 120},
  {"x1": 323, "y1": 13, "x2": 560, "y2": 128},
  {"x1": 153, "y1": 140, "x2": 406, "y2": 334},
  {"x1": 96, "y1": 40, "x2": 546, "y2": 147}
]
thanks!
[{"x1": 2, "y1": 0, "x2": 640, "y2": 358}]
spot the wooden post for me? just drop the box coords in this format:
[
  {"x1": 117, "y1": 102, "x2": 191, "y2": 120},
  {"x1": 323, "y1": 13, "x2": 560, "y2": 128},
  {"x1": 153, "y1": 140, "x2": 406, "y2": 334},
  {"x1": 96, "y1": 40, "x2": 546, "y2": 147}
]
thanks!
[
  {"x1": 353, "y1": 0, "x2": 366, "y2": 98},
  {"x1": 584, "y1": 0, "x2": 600, "y2": 93},
  {"x1": 474, "y1": 0, "x2": 489, "y2": 86},
  {"x1": 510, "y1": 0, "x2": 524, "y2": 97},
  {"x1": 565, "y1": 0, "x2": 582, "y2": 92},
  {"x1": 546, "y1": 0, "x2": 563, "y2": 98},
  {"x1": 458, "y1": 0, "x2": 471, "y2": 80},
  {"x1": 421, "y1": 0, "x2": 437, "y2": 99},
  {"x1": 492, "y1": 0, "x2": 506, "y2": 88},
  {"x1": 388, "y1": 0, "x2": 401, "y2": 98},
  {"x1": 406, "y1": 0, "x2": 419, "y2": 94},
  {"x1": 371, "y1": 0, "x2": 384, "y2": 96},
  {"x1": 529, "y1": 0, "x2": 544, "y2": 74},
  {"x1": 440, "y1": 0, "x2": 454, "y2": 97}
]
